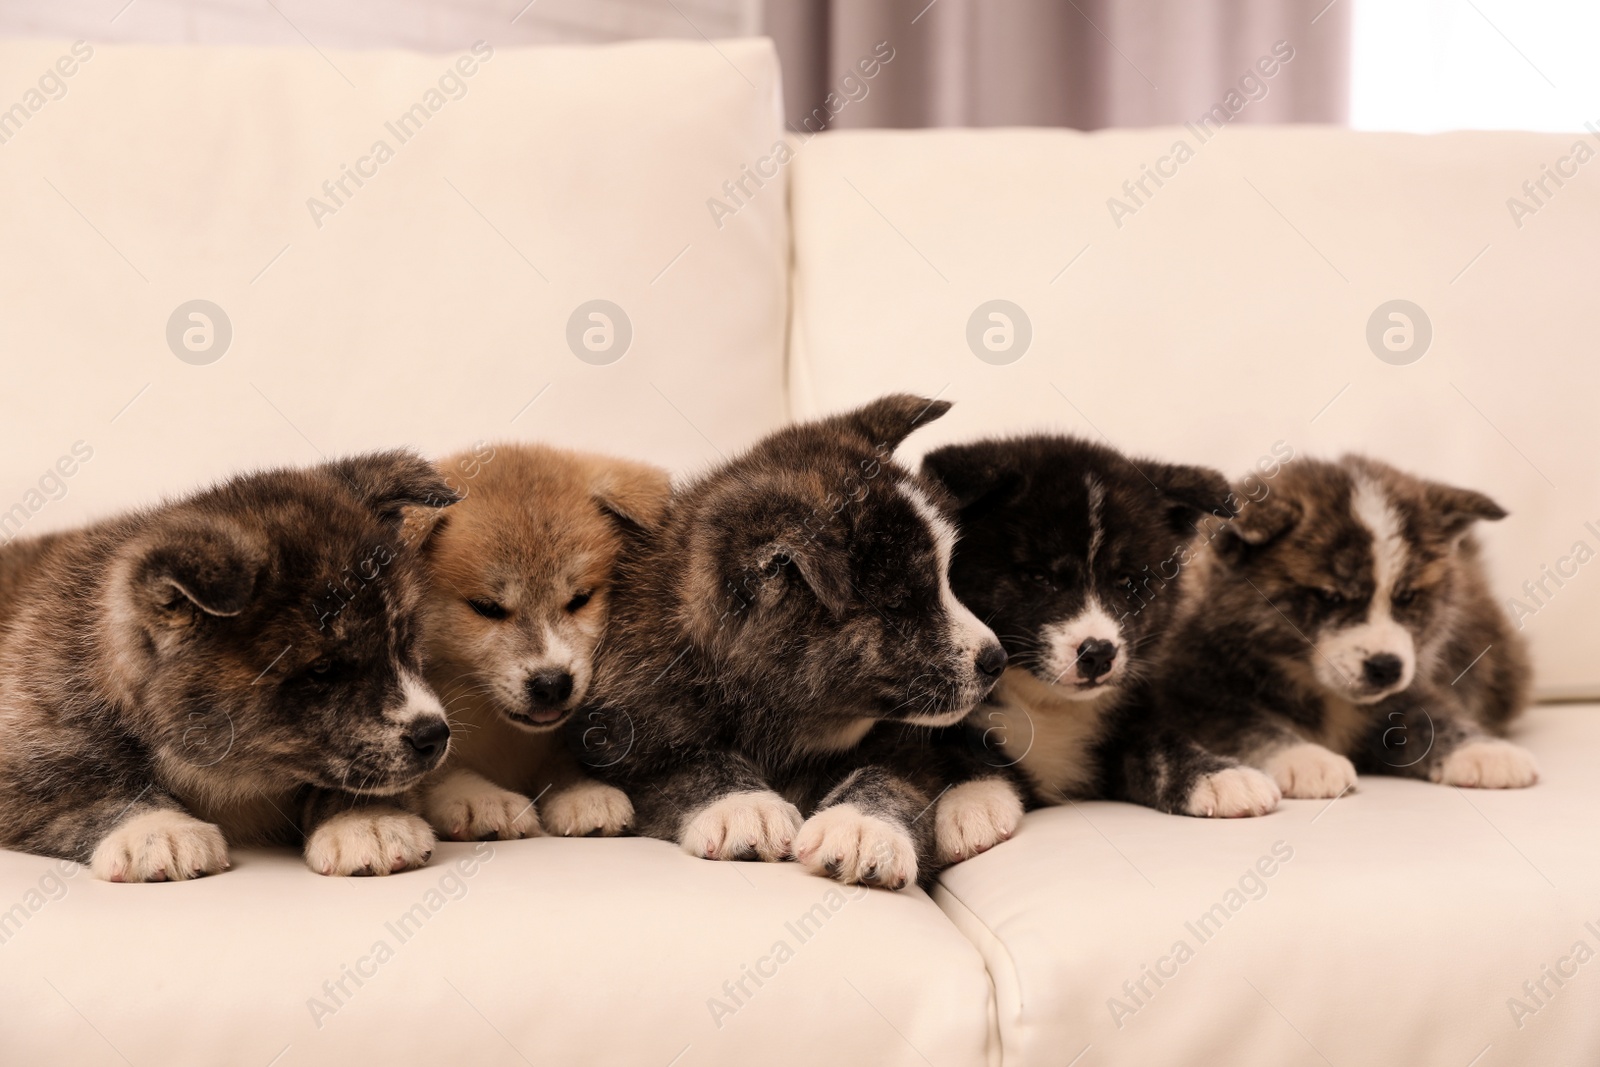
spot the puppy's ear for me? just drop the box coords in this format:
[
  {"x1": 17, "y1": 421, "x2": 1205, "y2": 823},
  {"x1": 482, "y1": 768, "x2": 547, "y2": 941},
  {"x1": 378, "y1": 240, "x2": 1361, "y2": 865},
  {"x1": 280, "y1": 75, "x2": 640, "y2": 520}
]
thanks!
[
  {"x1": 1425, "y1": 481, "x2": 1507, "y2": 539},
  {"x1": 921, "y1": 445, "x2": 1020, "y2": 518},
  {"x1": 748, "y1": 535, "x2": 853, "y2": 620},
  {"x1": 329, "y1": 450, "x2": 462, "y2": 521},
  {"x1": 1225, "y1": 489, "x2": 1302, "y2": 548},
  {"x1": 134, "y1": 519, "x2": 267, "y2": 618},
  {"x1": 1144, "y1": 461, "x2": 1233, "y2": 535},
  {"x1": 589, "y1": 459, "x2": 673, "y2": 532},
  {"x1": 835, "y1": 394, "x2": 951, "y2": 453},
  {"x1": 399, "y1": 505, "x2": 451, "y2": 555}
]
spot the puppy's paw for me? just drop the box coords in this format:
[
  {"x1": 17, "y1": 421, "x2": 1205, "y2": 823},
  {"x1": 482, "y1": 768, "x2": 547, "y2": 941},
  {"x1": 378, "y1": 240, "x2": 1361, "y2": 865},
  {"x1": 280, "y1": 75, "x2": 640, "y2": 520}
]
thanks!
[
  {"x1": 541, "y1": 781, "x2": 634, "y2": 837},
  {"x1": 90, "y1": 810, "x2": 230, "y2": 883},
  {"x1": 1263, "y1": 742, "x2": 1359, "y2": 799},
  {"x1": 794, "y1": 804, "x2": 918, "y2": 890},
  {"x1": 423, "y1": 775, "x2": 542, "y2": 842},
  {"x1": 1433, "y1": 739, "x2": 1540, "y2": 789},
  {"x1": 1183, "y1": 767, "x2": 1281, "y2": 818},
  {"x1": 935, "y1": 778, "x2": 1024, "y2": 864},
  {"x1": 306, "y1": 809, "x2": 436, "y2": 876},
  {"x1": 680, "y1": 791, "x2": 801, "y2": 862}
]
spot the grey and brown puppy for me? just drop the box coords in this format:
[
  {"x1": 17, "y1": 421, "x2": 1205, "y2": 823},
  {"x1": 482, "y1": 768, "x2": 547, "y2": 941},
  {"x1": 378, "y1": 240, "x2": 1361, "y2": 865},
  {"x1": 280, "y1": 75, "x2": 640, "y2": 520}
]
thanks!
[
  {"x1": 571, "y1": 395, "x2": 1013, "y2": 890},
  {"x1": 1155, "y1": 454, "x2": 1535, "y2": 795},
  {"x1": 0, "y1": 452, "x2": 460, "y2": 881}
]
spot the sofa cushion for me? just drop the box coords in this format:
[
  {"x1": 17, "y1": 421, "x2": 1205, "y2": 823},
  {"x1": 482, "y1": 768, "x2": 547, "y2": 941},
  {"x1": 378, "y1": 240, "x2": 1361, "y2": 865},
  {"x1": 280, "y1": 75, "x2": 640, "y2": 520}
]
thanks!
[
  {"x1": 933, "y1": 704, "x2": 1598, "y2": 1067},
  {"x1": 0, "y1": 37, "x2": 789, "y2": 525},
  {"x1": 0, "y1": 835, "x2": 996, "y2": 1066},
  {"x1": 787, "y1": 126, "x2": 1600, "y2": 697}
]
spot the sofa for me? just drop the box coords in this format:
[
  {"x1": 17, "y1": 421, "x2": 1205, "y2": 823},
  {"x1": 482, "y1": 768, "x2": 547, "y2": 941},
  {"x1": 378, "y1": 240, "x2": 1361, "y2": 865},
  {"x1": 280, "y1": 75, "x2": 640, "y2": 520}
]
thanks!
[{"x1": 1, "y1": 35, "x2": 1596, "y2": 1067}]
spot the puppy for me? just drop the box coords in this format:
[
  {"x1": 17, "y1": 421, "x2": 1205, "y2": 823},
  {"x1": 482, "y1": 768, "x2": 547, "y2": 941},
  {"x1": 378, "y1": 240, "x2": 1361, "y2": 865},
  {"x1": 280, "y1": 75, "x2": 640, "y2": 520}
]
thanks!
[
  {"x1": 1155, "y1": 454, "x2": 1535, "y2": 795},
  {"x1": 571, "y1": 395, "x2": 1012, "y2": 890},
  {"x1": 412, "y1": 442, "x2": 671, "y2": 841},
  {"x1": 0, "y1": 452, "x2": 460, "y2": 881},
  {"x1": 923, "y1": 435, "x2": 1284, "y2": 818}
]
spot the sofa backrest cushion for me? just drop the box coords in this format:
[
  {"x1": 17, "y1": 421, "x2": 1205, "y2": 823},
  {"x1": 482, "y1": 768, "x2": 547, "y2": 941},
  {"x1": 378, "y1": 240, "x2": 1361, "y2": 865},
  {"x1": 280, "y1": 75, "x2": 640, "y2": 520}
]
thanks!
[
  {"x1": 0, "y1": 37, "x2": 789, "y2": 531},
  {"x1": 788, "y1": 126, "x2": 1600, "y2": 697}
]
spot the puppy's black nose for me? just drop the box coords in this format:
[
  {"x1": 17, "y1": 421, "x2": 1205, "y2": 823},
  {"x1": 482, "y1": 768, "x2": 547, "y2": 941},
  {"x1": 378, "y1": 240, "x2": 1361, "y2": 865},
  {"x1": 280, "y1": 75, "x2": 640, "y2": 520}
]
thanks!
[
  {"x1": 405, "y1": 717, "x2": 450, "y2": 763},
  {"x1": 527, "y1": 670, "x2": 574, "y2": 708},
  {"x1": 1077, "y1": 638, "x2": 1117, "y2": 681},
  {"x1": 1363, "y1": 653, "x2": 1403, "y2": 688},
  {"x1": 976, "y1": 643, "x2": 1008, "y2": 679}
]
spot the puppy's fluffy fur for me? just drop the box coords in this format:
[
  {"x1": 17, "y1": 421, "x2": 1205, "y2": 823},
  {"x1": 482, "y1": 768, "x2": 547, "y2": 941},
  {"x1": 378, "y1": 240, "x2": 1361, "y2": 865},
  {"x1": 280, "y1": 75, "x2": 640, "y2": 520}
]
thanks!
[
  {"x1": 572, "y1": 396, "x2": 1013, "y2": 890},
  {"x1": 0, "y1": 452, "x2": 460, "y2": 881},
  {"x1": 1155, "y1": 454, "x2": 1535, "y2": 796},
  {"x1": 923, "y1": 435, "x2": 1282, "y2": 818},
  {"x1": 411, "y1": 442, "x2": 671, "y2": 841}
]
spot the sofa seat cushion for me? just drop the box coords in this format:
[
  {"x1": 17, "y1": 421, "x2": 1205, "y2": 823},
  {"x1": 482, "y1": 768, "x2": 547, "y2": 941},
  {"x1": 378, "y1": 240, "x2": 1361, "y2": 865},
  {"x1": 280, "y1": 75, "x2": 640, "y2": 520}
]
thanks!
[
  {"x1": 0, "y1": 835, "x2": 996, "y2": 1066},
  {"x1": 934, "y1": 703, "x2": 1599, "y2": 1067}
]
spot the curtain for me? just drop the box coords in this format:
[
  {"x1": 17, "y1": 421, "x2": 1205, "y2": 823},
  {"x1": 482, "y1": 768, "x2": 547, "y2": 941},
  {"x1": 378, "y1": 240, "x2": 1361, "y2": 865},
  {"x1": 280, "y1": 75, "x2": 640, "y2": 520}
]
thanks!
[{"x1": 765, "y1": 0, "x2": 1350, "y2": 131}]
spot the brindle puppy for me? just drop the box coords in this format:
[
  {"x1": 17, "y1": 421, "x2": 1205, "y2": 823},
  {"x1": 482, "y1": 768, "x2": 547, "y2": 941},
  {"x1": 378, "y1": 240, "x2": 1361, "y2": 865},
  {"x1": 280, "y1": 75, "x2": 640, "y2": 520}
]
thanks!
[
  {"x1": 570, "y1": 395, "x2": 1010, "y2": 890},
  {"x1": 1155, "y1": 454, "x2": 1534, "y2": 794},
  {"x1": 0, "y1": 452, "x2": 459, "y2": 881}
]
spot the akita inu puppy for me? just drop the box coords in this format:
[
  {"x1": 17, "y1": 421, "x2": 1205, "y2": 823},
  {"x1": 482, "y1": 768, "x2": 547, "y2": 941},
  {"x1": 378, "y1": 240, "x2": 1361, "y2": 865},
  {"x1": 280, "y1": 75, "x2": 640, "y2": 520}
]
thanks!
[
  {"x1": 573, "y1": 396, "x2": 1013, "y2": 890},
  {"x1": 1156, "y1": 454, "x2": 1535, "y2": 796},
  {"x1": 413, "y1": 442, "x2": 671, "y2": 841},
  {"x1": 923, "y1": 435, "x2": 1283, "y2": 818},
  {"x1": 0, "y1": 452, "x2": 460, "y2": 881}
]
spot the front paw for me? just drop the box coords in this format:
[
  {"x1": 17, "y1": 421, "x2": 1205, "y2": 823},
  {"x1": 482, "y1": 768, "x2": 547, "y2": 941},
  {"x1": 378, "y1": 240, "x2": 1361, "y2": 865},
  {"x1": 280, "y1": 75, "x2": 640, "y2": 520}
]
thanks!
[
  {"x1": 1183, "y1": 767, "x2": 1281, "y2": 818},
  {"x1": 1263, "y1": 742, "x2": 1358, "y2": 799},
  {"x1": 541, "y1": 781, "x2": 634, "y2": 837},
  {"x1": 936, "y1": 778, "x2": 1024, "y2": 864},
  {"x1": 424, "y1": 777, "x2": 542, "y2": 841},
  {"x1": 1433, "y1": 739, "x2": 1540, "y2": 788},
  {"x1": 306, "y1": 809, "x2": 436, "y2": 876},
  {"x1": 794, "y1": 804, "x2": 918, "y2": 890},
  {"x1": 679, "y1": 791, "x2": 801, "y2": 862},
  {"x1": 90, "y1": 810, "x2": 230, "y2": 883}
]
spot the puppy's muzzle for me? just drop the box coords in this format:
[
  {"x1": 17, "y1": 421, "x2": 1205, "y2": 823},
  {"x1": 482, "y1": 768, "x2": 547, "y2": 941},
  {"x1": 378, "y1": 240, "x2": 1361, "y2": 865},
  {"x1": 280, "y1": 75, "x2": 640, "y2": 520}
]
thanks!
[
  {"x1": 511, "y1": 669, "x2": 576, "y2": 729},
  {"x1": 1076, "y1": 638, "x2": 1117, "y2": 683}
]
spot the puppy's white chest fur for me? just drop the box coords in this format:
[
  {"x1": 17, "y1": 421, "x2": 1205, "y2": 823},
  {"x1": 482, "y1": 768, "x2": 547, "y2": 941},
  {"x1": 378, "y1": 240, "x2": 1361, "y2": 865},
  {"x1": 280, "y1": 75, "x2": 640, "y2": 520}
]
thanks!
[{"x1": 980, "y1": 669, "x2": 1121, "y2": 803}]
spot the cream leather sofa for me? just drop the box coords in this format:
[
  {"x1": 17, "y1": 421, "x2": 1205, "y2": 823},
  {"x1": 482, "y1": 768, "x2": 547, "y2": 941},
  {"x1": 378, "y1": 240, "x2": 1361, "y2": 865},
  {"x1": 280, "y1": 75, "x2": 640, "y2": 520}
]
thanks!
[{"x1": 1, "y1": 36, "x2": 1595, "y2": 1067}]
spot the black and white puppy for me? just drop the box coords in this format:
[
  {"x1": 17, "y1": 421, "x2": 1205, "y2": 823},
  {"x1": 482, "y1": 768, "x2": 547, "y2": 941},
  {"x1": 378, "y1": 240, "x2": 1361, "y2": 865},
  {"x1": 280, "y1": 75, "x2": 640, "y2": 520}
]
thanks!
[
  {"x1": 923, "y1": 435, "x2": 1285, "y2": 818},
  {"x1": 1154, "y1": 454, "x2": 1535, "y2": 795},
  {"x1": 571, "y1": 395, "x2": 1013, "y2": 889}
]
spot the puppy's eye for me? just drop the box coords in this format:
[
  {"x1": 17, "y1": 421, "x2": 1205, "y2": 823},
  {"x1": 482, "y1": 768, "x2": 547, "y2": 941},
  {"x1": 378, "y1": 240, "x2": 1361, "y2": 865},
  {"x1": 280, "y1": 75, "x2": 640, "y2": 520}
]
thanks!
[
  {"x1": 1393, "y1": 587, "x2": 1418, "y2": 607},
  {"x1": 565, "y1": 591, "x2": 592, "y2": 613},
  {"x1": 468, "y1": 598, "x2": 509, "y2": 620},
  {"x1": 1115, "y1": 575, "x2": 1137, "y2": 593},
  {"x1": 303, "y1": 657, "x2": 346, "y2": 681},
  {"x1": 1024, "y1": 569, "x2": 1054, "y2": 588},
  {"x1": 1314, "y1": 588, "x2": 1345, "y2": 607}
]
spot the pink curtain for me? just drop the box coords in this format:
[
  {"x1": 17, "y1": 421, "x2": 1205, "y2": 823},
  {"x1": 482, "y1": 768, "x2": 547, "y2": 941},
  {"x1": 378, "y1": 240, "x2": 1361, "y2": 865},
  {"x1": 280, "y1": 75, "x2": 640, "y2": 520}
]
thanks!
[{"x1": 766, "y1": 0, "x2": 1350, "y2": 131}]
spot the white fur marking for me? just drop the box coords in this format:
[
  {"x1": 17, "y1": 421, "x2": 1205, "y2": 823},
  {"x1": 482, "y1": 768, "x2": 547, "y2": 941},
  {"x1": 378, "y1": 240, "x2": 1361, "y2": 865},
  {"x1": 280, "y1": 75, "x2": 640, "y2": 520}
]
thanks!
[
  {"x1": 1085, "y1": 476, "x2": 1106, "y2": 569},
  {"x1": 304, "y1": 808, "x2": 436, "y2": 876},
  {"x1": 898, "y1": 482, "x2": 998, "y2": 664},
  {"x1": 540, "y1": 780, "x2": 634, "y2": 836},
  {"x1": 793, "y1": 803, "x2": 918, "y2": 889},
  {"x1": 935, "y1": 779, "x2": 1024, "y2": 864},
  {"x1": 90, "y1": 810, "x2": 230, "y2": 883},
  {"x1": 422, "y1": 768, "x2": 542, "y2": 841},
  {"x1": 679, "y1": 791, "x2": 800, "y2": 861},
  {"x1": 1039, "y1": 599, "x2": 1124, "y2": 694},
  {"x1": 1433, "y1": 739, "x2": 1539, "y2": 788},
  {"x1": 1183, "y1": 767, "x2": 1281, "y2": 818},
  {"x1": 1315, "y1": 478, "x2": 1416, "y2": 701},
  {"x1": 1261, "y1": 742, "x2": 1358, "y2": 799}
]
